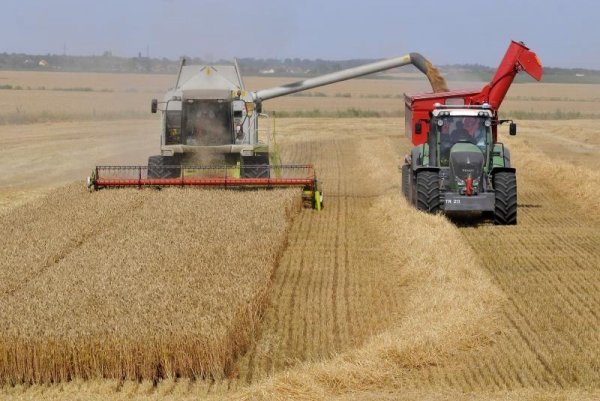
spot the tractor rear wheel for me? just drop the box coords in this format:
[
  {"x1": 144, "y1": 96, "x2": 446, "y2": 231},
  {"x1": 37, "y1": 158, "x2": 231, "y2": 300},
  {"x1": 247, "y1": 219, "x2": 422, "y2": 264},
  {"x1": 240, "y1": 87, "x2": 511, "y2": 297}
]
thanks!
[
  {"x1": 148, "y1": 155, "x2": 181, "y2": 179},
  {"x1": 415, "y1": 170, "x2": 440, "y2": 213},
  {"x1": 493, "y1": 171, "x2": 517, "y2": 225},
  {"x1": 401, "y1": 164, "x2": 410, "y2": 200}
]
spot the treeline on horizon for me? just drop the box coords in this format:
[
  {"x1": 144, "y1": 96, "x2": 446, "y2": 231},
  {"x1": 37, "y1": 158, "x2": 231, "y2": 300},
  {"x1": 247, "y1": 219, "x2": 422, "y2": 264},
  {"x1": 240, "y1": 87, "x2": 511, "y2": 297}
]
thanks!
[{"x1": 1, "y1": 52, "x2": 599, "y2": 84}]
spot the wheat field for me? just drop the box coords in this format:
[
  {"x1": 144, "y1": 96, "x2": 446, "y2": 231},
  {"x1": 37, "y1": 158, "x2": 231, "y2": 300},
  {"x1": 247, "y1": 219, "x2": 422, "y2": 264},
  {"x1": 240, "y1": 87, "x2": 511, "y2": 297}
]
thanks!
[
  {"x1": 1, "y1": 118, "x2": 597, "y2": 400},
  {"x1": 0, "y1": 70, "x2": 598, "y2": 400},
  {"x1": 0, "y1": 185, "x2": 300, "y2": 384}
]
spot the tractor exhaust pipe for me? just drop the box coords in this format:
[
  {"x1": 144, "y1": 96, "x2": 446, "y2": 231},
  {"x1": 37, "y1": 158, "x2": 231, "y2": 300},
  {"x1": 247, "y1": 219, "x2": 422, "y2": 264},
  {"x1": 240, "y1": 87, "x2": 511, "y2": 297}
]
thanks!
[{"x1": 253, "y1": 53, "x2": 447, "y2": 102}]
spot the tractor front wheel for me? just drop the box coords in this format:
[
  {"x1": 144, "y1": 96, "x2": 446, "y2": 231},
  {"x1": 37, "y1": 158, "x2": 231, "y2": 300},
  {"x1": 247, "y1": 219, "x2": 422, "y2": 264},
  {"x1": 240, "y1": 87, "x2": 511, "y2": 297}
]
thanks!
[
  {"x1": 415, "y1": 170, "x2": 440, "y2": 213},
  {"x1": 493, "y1": 171, "x2": 517, "y2": 225}
]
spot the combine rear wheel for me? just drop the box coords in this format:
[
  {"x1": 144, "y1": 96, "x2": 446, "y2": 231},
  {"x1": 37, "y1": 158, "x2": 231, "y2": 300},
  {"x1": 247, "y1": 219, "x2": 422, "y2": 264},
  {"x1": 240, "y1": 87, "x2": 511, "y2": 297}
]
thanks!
[
  {"x1": 493, "y1": 171, "x2": 517, "y2": 225},
  {"x1": 416, "y1": 170, "x2": 440, "y2": 213},
  {"x1": 148, "y1": 155, "x2": 181, "y2": 178}
]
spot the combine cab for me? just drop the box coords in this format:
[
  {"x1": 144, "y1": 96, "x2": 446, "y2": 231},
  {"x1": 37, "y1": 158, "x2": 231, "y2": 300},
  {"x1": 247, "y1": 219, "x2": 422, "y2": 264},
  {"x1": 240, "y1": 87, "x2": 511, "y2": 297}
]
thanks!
[
  {"x1": 88, "y1": 52, "x2": 446, "y2": 209},
  {"x1": 401, "y1": 41, "x2": 543, "y2": 224}
]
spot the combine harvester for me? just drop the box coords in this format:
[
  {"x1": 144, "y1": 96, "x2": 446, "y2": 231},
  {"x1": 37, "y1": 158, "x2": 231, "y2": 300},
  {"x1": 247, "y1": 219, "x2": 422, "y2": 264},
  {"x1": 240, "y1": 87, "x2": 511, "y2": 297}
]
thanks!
[
  {"x1": 88, "y1": 54, "x2": 446, "y2": 209},
  {"x1": 401, "y1": 40, "x2": 543, "y2": 224}
]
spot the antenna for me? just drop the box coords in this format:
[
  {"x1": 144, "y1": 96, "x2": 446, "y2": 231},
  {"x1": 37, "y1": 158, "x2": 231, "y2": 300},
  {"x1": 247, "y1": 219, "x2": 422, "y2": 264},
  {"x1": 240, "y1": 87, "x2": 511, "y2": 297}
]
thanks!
[
  {"x1": 233, "y1": 58, "x2": 245, "y2": 90},
  {"x1": 174, "y1": 57, "x2": 186, "y2": 89}
]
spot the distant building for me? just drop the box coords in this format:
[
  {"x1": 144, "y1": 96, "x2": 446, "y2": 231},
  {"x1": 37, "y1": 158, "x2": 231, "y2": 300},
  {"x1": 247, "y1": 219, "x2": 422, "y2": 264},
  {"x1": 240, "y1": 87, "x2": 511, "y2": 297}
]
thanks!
[
  {"x1": 38, "y1": 59, "x2": 48, "y2": 67},
  {"x1": 260, "y1": 68, "x2": 275, "y2": 74},
  {"x1": 575, "y1": 73, "x2": 585, "y2": 77}
]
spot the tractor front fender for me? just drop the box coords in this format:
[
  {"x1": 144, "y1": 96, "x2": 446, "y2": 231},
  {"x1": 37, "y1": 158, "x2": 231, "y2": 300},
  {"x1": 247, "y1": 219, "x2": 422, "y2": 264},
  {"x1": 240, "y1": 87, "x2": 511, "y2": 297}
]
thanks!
[
  {"x1": 490, "y1": 167, "x2": 516, "y2": 175},
  {"x1": 414, "y1": 166, "x2": 439, "y2": 174}
]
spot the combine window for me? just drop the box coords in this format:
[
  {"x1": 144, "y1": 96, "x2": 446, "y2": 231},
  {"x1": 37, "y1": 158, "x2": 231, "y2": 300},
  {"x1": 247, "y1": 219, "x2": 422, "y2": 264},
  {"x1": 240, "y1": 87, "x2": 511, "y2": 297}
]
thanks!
[
  {"x1": 165, "y1": 111, "x2": 181, "y2": 144},
  {"x1": 184, "y1": 101, "x2": 232, "y2": 146}
]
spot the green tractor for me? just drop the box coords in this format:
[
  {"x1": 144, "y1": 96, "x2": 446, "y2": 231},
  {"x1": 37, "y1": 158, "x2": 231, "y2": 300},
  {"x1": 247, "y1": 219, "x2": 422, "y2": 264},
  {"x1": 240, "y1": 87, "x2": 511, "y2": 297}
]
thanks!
[
  {"x1": 401, "y1": 40, "x2": 543, "y2": 225},
  {"x1": 402, "y1": 105, "x2": 517, "y2": 224}
]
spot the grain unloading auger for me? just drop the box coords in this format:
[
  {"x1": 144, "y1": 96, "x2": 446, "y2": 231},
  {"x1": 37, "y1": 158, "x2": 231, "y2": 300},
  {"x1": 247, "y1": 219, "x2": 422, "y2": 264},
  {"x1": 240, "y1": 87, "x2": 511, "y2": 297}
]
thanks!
[
  {"x1": 88, "y1": 53, "x2": 446, "y2": 209},
  {"x1": 401, "y1": 40, "x2": 543, "y2": 224}
]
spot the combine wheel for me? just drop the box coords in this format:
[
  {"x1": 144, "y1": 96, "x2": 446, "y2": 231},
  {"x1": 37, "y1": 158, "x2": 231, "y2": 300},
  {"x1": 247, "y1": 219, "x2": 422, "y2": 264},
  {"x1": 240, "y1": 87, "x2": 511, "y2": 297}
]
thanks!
[
  {"x1": 493, "y1": 171, "x2": 517, "y2": 225},
  {"x1": 401, "y1": 164, "x2": 411, "y2": 200},
  {"x1": 148, "y1": 155, "x2": 181, "y2": 179},
  {"x1": 415, "y1": 170, "x2": 440, "y2": 213}
]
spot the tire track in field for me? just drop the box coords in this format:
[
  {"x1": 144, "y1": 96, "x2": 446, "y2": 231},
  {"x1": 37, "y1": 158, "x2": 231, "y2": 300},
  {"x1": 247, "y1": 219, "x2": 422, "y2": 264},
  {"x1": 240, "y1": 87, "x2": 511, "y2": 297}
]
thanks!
[
  {"x1": 240, "y1": 138, "x2": 352, "y2": 379},
  {"x1": 235, "y1": 122, "x2": 406, "y2": 384}
]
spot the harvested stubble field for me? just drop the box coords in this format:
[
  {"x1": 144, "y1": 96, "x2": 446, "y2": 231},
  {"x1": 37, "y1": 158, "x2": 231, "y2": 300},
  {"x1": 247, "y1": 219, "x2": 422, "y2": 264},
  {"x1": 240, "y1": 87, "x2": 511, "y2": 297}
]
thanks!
[
  {"x1": 0, "y1": 71, "x2": 599, "y2": 400},
  {"x1": 0, "y1": 120, "x2": 156, "y2": 212},
  {"x1": 2, "y1": 71, "x2": 600, "y2": 124},
  {"x1": 0, "y1": 185, "x2": 300, "y2": 384}
]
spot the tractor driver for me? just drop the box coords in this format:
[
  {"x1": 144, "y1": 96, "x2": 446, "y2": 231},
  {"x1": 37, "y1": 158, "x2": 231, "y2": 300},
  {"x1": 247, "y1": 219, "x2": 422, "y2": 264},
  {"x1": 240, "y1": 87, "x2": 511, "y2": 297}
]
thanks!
[
  {"x1": 450, "y1": 120, "x2": 472, "y2": 143},
  {"x1": 466, "y1": 117, "x2": 486, "y2": 150}
]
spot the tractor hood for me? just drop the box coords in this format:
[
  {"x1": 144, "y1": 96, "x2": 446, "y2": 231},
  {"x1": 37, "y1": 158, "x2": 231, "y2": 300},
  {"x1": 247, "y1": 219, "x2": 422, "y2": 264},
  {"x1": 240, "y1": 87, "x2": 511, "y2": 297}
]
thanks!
[{"x1": 449, "y1": 142, "x2": 485, "y2": 194}]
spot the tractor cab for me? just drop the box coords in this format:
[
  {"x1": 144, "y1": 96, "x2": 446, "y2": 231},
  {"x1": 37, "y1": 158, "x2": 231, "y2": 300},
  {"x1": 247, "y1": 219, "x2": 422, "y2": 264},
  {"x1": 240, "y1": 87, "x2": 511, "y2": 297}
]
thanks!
[{"x1": 429, "y1": 107, "x2": 493, "y2": 167}]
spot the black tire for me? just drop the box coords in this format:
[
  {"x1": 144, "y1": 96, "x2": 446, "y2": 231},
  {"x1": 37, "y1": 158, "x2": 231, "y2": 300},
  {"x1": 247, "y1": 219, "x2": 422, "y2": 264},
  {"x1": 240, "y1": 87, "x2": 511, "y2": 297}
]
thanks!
[
  {"x1": 415, "y1": 170, "x2": 440, "y2": 213},
  {"x1": 401, "y1": 164, "x2": 410, "y2": 200},
  {"x1": 148, "y1": 155, "x2": 181, "y2": 178},
  {"x1": 493, "y1": 171, "x2": 517, "y2": 225},
  {"x1": 241, "y1": 155, "x2": 270, "y2": 178}
]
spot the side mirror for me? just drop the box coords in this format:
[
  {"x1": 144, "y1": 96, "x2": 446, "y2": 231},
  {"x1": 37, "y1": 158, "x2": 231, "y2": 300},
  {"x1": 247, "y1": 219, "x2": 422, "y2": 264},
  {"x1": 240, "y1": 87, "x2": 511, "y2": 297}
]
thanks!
[
  {"x1": 509, "y1": 122, "x2": 517, "y2": 136},
  {"x1": 415, "y1": 122, "x2": 422, "y2": 135},
  {"x1": 151, "y1": 99, "x2": 158, "y2": 114}
]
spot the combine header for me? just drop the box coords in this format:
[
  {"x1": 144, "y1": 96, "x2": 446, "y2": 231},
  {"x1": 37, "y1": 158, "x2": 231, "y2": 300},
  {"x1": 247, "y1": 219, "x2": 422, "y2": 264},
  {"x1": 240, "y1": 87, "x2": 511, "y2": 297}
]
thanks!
[
  {"x1": 89, "y1": 164, "x2": 322, "y2": 209},
  {"x1": 88, "y1": 52, "x2": 445, "y2": 209}
]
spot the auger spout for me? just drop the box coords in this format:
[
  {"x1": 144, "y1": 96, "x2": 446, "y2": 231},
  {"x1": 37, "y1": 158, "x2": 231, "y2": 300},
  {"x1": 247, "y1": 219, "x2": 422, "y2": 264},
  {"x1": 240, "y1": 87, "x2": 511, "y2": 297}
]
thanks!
[
  {"x1": 253, "y1": 53, "x2": 447, "y2": 102},
  {"x1": 472, "y1": 40, "x2": 543, "y2": 109}
]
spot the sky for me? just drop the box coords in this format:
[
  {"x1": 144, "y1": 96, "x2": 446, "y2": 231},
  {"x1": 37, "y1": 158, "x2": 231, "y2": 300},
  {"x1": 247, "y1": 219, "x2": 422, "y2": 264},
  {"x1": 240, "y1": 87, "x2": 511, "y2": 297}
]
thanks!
[{"x1": 2, "y1": 0, "x2": 599, "y2": 69}]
